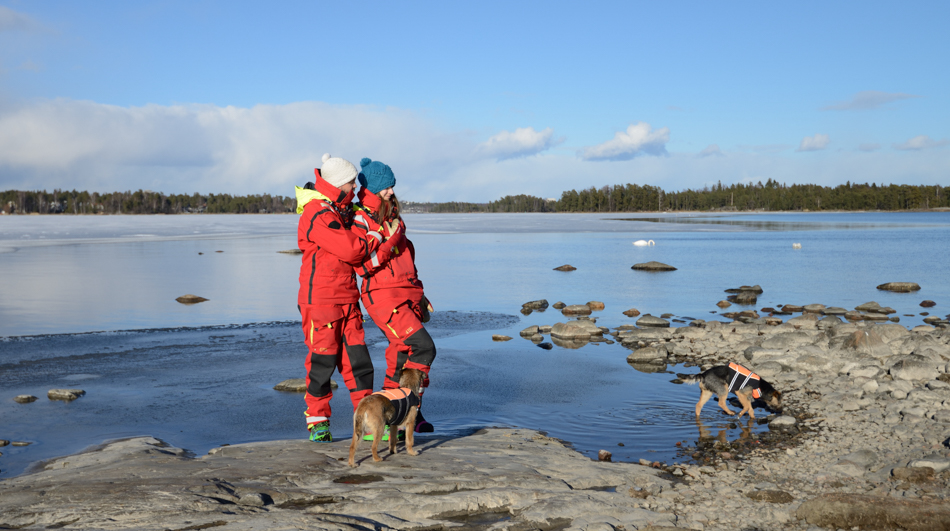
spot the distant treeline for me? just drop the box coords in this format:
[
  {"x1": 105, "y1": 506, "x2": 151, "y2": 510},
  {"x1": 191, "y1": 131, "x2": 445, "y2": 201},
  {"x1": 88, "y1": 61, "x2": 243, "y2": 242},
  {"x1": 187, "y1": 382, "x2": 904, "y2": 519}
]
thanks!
[
  {"x1": 3, "y1": 180, "x2": 947, "y2": 215},
  {"x1": 411, "y1": 181, "x2": 950, "y2": 213},
  {"x1": 1, "y1": 189, "x2": 295, "y2": 214}
]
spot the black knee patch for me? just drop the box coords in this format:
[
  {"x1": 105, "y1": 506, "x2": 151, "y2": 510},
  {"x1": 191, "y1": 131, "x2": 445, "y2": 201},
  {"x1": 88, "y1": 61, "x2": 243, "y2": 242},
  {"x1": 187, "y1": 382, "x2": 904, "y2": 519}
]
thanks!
[
  {"x1": 345, "y1": 343, "x2": 374, "y2": 391},
  {"x1": 388, "y1": 350, "x2": 411, "y2": 385},
  {"x1": 405, "y1": 327, "x2": 436, "y2": 367},
  {"x1": 307, "y1": 353, "x2": 336, "y2": 398}
]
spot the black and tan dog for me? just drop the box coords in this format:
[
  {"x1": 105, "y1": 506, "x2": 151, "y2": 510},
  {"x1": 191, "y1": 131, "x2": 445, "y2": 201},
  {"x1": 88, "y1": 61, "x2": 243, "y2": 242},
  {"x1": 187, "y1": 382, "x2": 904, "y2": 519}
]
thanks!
[
  {"x1": 677, "y1": 362, "x2": 782, "y2": 419},
  {"x1": 348, "y1": 368, "x2": 425, "y2": 467}
]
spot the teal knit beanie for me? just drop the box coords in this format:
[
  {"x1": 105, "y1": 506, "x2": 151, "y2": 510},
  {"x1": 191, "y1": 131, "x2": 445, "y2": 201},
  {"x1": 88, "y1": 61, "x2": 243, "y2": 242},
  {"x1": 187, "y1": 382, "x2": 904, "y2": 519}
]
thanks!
[{"x1": 358, "y1": 158, "x2": 396, "y2": 194}]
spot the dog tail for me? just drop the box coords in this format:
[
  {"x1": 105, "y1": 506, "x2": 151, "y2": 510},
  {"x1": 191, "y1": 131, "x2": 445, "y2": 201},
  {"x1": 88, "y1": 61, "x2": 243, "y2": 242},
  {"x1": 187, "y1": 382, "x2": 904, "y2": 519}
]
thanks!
[
  {"x1": 353, "y1": 412, "x2": 365, "y2": 439},
  {"x1": 676, "y1": 373, "x2": 701, "y2": 385}
]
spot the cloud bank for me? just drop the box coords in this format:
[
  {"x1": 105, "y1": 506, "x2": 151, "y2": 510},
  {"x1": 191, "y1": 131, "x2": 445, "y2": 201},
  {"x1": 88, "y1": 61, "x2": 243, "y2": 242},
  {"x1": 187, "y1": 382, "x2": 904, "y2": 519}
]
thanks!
[
  {"x1": 1, "y1": 99, "x2": 947, "y2": 202},
  {"x1": 580, "y1": 122, "x2": 670, "y2": 161},
  {"x1": 477, "y1": 127, "x2": 562, "y2": 160},
  {"x1": 893, "y1": 135, "x2": 949, "y2": 151},
  {"x1": 822, "y1": 91, "x2": 920, "y2": 111},
  {"x1": 797, "y1": 134, "x2": 830, "y2": 152}
]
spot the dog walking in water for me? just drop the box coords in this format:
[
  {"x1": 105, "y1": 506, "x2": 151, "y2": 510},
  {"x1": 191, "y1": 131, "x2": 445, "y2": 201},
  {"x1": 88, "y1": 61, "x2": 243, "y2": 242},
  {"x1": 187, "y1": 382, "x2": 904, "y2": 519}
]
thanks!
[
  {"x1": 678, "y1": 363, "x2": 783, "y2": 420},
  {"x1": 349, "y1": 368, "x2": 425, "y2": 467}
]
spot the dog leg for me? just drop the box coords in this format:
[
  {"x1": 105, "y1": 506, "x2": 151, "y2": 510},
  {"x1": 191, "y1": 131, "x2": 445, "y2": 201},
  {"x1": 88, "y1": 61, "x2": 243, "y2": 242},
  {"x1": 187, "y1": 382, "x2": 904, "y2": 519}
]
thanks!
[
  {"x1": 695, "y1": 388, "x2": 714, "y2": 417},
  {"x1": 389, "y1": 423, "x2": 398, "y2": 455},
  {"x1": 405, "y1": 408, "x2": 419, "y2": 456},
  {"x1": 368, "y1": 416, "x2": 385, "y2": 462},
  {"x1": 736, "y1": 392, "x2": 754, "y2": 419},
  {"x1": 716, "y1": 394, "x2": 736, "y2": 416}
]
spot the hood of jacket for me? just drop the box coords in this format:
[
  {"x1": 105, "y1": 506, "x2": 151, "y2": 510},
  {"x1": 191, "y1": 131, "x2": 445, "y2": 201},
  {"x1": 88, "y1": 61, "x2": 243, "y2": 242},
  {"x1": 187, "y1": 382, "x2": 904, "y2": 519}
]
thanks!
[{"x1": 296, "y1": 170, "x2": 354, "y2": 214}]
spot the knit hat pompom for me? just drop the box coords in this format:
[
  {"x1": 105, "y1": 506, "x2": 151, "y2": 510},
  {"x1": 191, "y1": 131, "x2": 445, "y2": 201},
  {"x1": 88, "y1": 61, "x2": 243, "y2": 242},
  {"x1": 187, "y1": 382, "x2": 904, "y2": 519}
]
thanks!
[
  {"x1": 357, "y1": 158, "x2": 396, "y2": 194},
  {"x1": 319, "y1": 154, "x2": 358, "y2": 189}
]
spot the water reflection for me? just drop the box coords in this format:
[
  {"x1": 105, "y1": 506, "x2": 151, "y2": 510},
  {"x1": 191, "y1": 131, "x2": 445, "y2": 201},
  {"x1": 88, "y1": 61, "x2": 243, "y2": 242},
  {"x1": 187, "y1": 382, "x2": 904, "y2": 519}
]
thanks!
[
  {"x1": 611, "y1": 216, "x2": 931, "y2": 231},
  {"x1": 627, "y1": 360, "x2": 668, "y2": 373},
  {"x1": 695, "y1": 417, "x2": 752, "y2": 445}
]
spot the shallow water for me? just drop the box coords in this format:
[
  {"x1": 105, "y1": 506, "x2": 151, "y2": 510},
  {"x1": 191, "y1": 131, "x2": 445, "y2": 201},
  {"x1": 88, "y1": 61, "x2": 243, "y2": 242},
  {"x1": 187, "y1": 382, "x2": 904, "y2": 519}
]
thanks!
[{"x1": 1, "y1": 212, "x2": 948, "y2": 478}]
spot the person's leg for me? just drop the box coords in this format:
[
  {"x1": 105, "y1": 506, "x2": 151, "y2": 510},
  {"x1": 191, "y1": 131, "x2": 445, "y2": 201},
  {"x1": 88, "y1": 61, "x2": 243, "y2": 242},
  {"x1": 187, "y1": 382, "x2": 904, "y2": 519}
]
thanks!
[
  {"x1": 337, "y1": 303, "x2": 374, "y2": 411},
  {"x1": 301, "y1": 304, "x2": 345, "y2": 441}
]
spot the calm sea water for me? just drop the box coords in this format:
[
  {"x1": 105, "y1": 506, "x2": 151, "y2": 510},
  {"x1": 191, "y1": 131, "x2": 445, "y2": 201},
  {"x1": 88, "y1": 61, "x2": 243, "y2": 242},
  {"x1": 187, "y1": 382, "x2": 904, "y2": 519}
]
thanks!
[{"x1": 1, "y1": 212, "x2": 948, "y2": 477}]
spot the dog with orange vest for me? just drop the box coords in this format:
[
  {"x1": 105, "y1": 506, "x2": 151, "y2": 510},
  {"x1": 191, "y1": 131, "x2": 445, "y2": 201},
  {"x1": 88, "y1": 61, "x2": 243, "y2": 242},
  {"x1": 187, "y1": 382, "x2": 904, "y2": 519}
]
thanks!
[
  {"x1": 348, "y1": 368, "x2": 425, "y2": 467},
  {"x1": 677, "y1": 363, "x2": 783, "y2": 419}
]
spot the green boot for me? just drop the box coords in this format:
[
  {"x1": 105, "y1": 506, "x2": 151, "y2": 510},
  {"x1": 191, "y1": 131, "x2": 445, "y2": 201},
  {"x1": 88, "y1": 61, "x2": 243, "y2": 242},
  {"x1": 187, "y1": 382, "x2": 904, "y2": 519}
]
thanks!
[{"x1": 309, "y1": 421, "x2": 332, "y2": 442}]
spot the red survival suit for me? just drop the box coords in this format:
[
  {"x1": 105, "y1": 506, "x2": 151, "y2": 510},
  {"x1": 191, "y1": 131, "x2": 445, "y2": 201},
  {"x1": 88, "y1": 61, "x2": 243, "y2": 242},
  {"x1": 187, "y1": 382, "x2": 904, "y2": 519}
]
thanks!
[
  {"x1": 296, "y1": 171, "x2": 403, "y2": 427},
  {"x1": 351, "y1": 188, "x2": 436, "y2": 391}
]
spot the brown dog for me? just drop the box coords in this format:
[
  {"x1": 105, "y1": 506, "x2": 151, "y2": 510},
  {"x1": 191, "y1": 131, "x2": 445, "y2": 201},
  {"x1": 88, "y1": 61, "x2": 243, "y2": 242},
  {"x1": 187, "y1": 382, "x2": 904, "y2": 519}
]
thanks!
[
  {"x1": 348, "y1": 368, "x2": 425, "y2": 467},
  {"x1": 677, "y1": 363, "x2": 783, "y2": 420}
]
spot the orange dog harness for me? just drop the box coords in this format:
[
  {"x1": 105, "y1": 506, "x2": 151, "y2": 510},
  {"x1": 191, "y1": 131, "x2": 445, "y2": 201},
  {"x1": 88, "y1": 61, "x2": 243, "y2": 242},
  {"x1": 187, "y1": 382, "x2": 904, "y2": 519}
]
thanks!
[
  {"x1": 727, "y1": 362, "x2": 763, "y2": 399},
  {"x1": 372, "y1": 387, "x2": 420, "y2": 425}
]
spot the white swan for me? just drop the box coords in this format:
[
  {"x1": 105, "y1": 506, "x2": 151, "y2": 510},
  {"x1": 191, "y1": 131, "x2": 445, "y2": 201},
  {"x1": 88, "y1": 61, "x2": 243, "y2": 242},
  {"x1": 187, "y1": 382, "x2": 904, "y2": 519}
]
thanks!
[
  {"x1": 633, "y1": 239, "x2": 655, "y2": 246},
  {"x1": 792, "y1": 243, "x2": 802, "y2": 249}
]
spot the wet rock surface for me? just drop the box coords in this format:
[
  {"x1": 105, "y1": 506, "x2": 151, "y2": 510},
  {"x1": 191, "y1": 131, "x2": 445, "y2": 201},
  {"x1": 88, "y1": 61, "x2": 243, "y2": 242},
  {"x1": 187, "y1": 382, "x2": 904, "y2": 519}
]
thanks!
[{"x1": 0, "y1": 429, "x2": 678, "y2": 531}]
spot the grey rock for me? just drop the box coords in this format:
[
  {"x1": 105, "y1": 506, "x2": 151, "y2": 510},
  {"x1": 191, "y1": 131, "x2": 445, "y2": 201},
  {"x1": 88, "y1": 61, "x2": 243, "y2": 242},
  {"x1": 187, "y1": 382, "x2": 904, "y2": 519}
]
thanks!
[
  {"x1": 47, "y1": 389, "x2": 85, "y2": 401},
  {"x1": 636, "y1": 314, "x2": 670, "y2": 328},
  {"x1": 797, "y1": 493, "x2": 950, "y2": 530},
  {"x1": 768, "y1": 416, "x2": 798, "y2": 430},
  {"x1": 492, "y1": 334, "x2": 513, "y2": 341},
  {"x1": 552, "y1": 301, "x2": 566, "y2": 309},
  {"x1": 13, "y1": 395, "x2": 38, "y2": 404},
  {"x1": 631, "y1": 261, "x2": 677, "y2": 271},
  {"x1": 586, "y1": 301, "x2": 606, "y2": 311},
  {"x1": 522, "y1": 300, "x2": 549, "y2": 310},
  {"x1": 626, "y1": 344, "x2": 668, "y2": 363},
  {"x1": 520, "y1": 325, "x2": 540, "y2": 337},
  {"x1": 561, "y1": 304, "x2": 593, "y2": 316},
  {"x1": 551, "y1": 320, "x2": 602, "y2": 339},
  {"x1": 553, "y1": 264, "x2": 576, "y2": 271},
  {"x1": 889, "y1": 354, "x2": 940, "y2": 381},
  {"x1": 908, "y1": 456, "x2": 950, "y2": 473},
  {"x1": 823, "y1": 307, "x2": 847, "y2": 315}
]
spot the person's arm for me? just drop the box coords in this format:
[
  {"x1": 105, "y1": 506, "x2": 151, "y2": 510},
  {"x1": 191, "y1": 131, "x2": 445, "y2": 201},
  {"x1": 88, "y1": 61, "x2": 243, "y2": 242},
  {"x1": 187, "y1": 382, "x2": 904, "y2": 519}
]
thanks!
[{"x1": 304, "y1": 205, "x2": 403, "y2": 266}]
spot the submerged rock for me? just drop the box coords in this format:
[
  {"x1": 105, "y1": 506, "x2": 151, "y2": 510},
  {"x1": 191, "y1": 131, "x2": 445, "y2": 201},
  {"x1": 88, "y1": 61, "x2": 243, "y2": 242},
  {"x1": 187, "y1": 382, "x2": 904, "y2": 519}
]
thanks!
[
  {"x1": 631, "y1": 261, "x2": 676, "y2": 271},
  {"x1": 876, "y1": 282, "x2": 921, "y2": 292},
  {"x1": 175, "y1": 294, "x2": 209, "y2": 304}
]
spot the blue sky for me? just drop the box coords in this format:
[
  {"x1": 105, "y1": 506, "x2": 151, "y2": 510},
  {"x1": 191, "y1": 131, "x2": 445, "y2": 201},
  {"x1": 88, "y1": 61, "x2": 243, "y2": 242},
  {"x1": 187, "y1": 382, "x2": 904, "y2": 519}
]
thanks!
[{"x1": 1, "y1": 1, "x2": 947, "y2": 201}]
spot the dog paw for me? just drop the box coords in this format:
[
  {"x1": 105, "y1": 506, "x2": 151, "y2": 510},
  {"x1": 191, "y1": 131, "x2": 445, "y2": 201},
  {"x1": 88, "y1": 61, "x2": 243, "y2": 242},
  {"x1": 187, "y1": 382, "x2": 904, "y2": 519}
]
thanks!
[{"x1": 407, "y1": 450, "x2": 419, "y2": 456}]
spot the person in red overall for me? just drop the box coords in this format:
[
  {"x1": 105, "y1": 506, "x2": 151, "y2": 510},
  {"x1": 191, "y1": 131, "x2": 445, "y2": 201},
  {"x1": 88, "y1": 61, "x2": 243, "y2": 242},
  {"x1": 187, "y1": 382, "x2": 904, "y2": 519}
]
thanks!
[
  {"x1": 352, "y1": 157, "x2": 436, "y2": 434},
  {"x1": 296, "y1": 153, "x2": 405, "y2": 442}
]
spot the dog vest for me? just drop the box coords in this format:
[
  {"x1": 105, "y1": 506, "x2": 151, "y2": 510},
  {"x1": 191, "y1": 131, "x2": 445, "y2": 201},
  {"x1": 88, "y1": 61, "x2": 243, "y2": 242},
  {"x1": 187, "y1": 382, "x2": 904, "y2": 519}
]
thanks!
[
  {"x1": 372, "y1": 388, "x2": 420, "y2": 425},
  {"x1": 727, "y1": 362, "x2": 763, "y2": 399}
]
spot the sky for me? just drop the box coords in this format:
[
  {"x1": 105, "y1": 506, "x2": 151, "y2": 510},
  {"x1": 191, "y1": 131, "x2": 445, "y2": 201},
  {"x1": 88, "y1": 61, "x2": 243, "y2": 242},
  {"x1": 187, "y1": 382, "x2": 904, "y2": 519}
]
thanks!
[{"x1": 0, "y1": 1, "x2": 948, "y2": 202}]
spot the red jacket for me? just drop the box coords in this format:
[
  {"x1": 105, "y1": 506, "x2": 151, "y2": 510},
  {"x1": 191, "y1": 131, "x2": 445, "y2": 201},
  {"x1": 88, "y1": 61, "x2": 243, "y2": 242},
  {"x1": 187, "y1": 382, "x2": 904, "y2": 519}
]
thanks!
[
  {"x1": 296, "y1": 171, "x2": 402, "y2": 305},
  {"x1": 352, "y1": 188, "x2": 424, "y2": 302}
]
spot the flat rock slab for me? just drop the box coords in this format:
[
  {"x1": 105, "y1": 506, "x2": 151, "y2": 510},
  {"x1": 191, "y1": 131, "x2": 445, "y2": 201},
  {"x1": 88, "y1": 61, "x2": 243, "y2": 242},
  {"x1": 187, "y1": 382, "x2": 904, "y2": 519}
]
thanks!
[
  {"x1": 797, "y1": 493, "x2": 950, "y2": 531},
  {"x1": 631, "y1": 261, "x2": 677, "y2": 271},
  {"x1": 0, "y1": 429, "x2": 675, "y2": 531},
  {"x1": 47, "y1": 389, "x2": 85, "y2": 401}
]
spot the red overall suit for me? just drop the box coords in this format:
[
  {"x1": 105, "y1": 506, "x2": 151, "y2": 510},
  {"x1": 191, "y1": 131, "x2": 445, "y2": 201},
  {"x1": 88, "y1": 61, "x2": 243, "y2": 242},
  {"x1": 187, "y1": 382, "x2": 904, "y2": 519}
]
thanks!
[
  {"x1": 296, "y1": 171, "x2": 403, "y2": 427},
  {"x1": 351, "y1": 188, "x2": 436, "y2": 391}
]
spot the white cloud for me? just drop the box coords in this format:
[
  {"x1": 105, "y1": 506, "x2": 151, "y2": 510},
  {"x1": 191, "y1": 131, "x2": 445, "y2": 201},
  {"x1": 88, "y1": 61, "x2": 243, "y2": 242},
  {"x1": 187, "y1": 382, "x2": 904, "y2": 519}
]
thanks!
[
  {"x1": 893, "y1": 135, "x2": 949, "y2": 151},
  {"x1": 697, "y1": 144, "x2": 723, "y2": 158},
  {"x1": 0, "y1": 6, "x2": 40, "y2": 32},
  {"x1": 580, "y1": 122, "x2": 669, "y2": 161},
  {"x1": 797, "y1": 134, "x2": 830, "y2": 152},
  {"x1": 1, "y1": 99, "x2": 948, "y2": 203},
  {"x1": 822, "y1": 91, "x2": 919, "y2": 111},
  {"x1": 476, "y1": 127, "x2": 562, "y2": 160}
]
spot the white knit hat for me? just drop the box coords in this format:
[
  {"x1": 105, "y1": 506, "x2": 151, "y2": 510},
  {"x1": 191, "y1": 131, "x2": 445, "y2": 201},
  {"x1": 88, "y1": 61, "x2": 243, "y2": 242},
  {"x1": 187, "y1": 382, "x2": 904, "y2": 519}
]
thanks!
[{"x1": 319, "y1": 153, "x2": 358, "y2": 188}]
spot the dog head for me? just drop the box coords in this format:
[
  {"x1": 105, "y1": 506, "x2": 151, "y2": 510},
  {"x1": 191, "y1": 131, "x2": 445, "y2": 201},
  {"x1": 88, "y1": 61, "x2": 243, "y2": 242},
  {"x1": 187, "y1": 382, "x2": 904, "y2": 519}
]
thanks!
[
  {"x1": 759, "y1": 382, "x2": 783, "y2": 413},
  {"x1": 399, "y1": 368, "x2": 426, "y2": 396}
]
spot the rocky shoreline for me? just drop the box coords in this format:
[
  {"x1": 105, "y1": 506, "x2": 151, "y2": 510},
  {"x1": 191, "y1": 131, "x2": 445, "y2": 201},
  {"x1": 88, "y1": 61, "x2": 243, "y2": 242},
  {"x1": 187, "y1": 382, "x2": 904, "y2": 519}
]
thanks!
[{"x1": 3, "y1": 308, "x2": 950, "y2": 530}]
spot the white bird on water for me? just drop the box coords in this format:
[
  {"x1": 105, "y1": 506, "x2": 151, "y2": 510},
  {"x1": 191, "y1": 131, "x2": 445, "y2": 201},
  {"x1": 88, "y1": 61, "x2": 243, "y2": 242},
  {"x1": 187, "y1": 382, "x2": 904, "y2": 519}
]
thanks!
[
  {"x1": 633, "y1": 239, "x2": 656, "y2": 246},
  {"x1": 792, "y1": 243, "x2": 802, "y2": 249}
]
